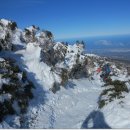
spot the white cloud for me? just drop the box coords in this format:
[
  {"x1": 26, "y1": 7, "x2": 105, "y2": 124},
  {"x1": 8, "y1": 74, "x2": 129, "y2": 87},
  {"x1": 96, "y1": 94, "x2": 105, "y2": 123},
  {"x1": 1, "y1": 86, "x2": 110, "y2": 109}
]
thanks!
[
  {"x1": 109, "y1": 49, "x2": 130, "y2": 52},
  {"x1": 119, "y1": 42, "x2": 124, "y2": 46},
  {"x1": 95, "y1": 40, "x2": 112, "y2": 46}
]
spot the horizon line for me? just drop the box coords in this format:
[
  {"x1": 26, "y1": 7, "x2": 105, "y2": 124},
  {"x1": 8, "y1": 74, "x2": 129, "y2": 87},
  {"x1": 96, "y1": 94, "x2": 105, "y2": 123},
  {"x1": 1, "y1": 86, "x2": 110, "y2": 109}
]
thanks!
[{"x1": 55, "y1": 33, "x2": 130, "y2": 41}]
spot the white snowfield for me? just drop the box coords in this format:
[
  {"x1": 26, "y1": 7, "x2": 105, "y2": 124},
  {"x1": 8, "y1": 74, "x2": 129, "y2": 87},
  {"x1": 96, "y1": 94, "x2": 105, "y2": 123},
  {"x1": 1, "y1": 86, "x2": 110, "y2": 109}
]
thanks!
[{"x1": 28, "y1": 78, "x2": 103, "y2": 129}]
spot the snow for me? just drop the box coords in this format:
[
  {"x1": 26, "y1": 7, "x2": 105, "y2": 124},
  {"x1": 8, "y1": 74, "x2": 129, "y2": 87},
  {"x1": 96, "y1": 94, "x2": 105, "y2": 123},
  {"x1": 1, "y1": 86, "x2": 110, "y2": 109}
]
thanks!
[
  {"x1": 0, "y1": 121, "x2": 12, "y2": 129},
  {"x1": 0, "y1": 77, "x2": 10, "y2": 89},
  {"x1": 67, "y1": 44, "x2": 83, "y2": 54},
  {"x1": 26, "y1": 26, "x2": 34, "y2": 32},
  {"x1": 0, "y1": 58, "x2": 5, "y2": 62},
  {"x1": 1, "y1": 42, "x2": 130, "y2": 128},
  {"x1": 85, "y1": 53, "x2": 99, "y2": 57},
  {"x1": 53, "y1": 42, "x2": 67, "y2": 50},
  {"x1": 0, "y1": 19, "x2": 10, "y2": 39},
  {"x1": 26, "y1": 26, "x2": 38, "y2": 33},
  {"x1": 28, "y1": 78, "x2": 103, "y2": 128},
  {"x1": 62, "y1": 44, "x2": 85, "y2": 69},
  {"x1": 10, "y1": 43, "x2": 104, "y2": 128},
  {"x1": 0, "y1": 93, "x2": 12, "y2": 102},
  {"x1": 101, "y1": 91, "x2": 130, "y2": 128},
  {"x1": 1, "y1": 43, "x2": 130, "y2": 128},
  {"x1": 0, "y1": 19, "x2": 130, "y2": 128},
  {"x1": 0, "y1": 19, "x2": 9, "y2": 26},
  {"x1": 0, "y1": 27, "x2": 6, "y2": 39},
  {"x1": 12, "y1": 29, "x2": 24, "y2": 45},
  {"x1": 20, "y1": 45, "x2": 129, "y2": 128},
  {"x1": 16, "y1": 43, "x2": 61, "y2": 90}
]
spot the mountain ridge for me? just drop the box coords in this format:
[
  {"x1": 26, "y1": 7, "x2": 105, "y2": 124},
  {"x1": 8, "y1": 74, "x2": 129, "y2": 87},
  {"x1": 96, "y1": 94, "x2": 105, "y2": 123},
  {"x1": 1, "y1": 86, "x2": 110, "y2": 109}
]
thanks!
[{"x1": 0, "y1": 19, "x2": 130, "y2": 128}]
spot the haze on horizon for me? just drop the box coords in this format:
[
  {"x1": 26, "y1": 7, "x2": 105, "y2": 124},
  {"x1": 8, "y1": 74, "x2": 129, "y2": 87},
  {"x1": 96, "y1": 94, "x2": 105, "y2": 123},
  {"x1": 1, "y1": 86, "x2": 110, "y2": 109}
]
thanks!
[{"x1": 0, "y1": 0, "x2": 130, "y2": 39}]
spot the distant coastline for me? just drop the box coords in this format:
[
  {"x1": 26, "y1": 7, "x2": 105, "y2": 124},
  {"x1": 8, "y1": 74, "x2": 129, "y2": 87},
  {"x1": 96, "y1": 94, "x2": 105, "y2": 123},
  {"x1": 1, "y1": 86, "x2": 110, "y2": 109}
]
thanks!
[{"x1": 57, "y1": 34, "x2": 130, "y2": 62}]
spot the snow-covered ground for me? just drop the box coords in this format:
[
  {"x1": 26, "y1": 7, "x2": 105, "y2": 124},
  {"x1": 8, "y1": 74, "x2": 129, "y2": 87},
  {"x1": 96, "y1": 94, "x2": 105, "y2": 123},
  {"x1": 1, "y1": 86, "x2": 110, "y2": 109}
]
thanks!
[
  {"x1": 14, "y1": 43, "x2": 103, "y2": 128},
  {"x1": 1, "y1": 43, "x2": 129, "y2": 128},
  {"x1": 0, "y1": 19, "x2": 130, "y2": 129},
  {"x1": 0, "y1": 42, "x2": 130, "y2": 128},
  {"x1": 27, "y1": 78, "x2": 103, "y2": 129}
]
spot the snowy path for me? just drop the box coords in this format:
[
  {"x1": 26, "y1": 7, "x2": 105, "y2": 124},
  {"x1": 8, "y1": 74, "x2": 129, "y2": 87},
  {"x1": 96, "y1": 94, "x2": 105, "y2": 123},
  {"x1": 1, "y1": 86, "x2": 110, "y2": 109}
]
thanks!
[{"x1": 28, "y1": 78, "x2": 103, "y2": 129}]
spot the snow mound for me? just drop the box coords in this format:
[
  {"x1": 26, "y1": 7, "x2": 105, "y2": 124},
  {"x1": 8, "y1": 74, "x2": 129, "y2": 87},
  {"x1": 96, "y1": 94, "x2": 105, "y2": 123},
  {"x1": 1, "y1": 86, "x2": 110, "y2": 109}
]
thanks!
[{"x1": 19, "y1": 43, "x2": 61, "y2": 90}]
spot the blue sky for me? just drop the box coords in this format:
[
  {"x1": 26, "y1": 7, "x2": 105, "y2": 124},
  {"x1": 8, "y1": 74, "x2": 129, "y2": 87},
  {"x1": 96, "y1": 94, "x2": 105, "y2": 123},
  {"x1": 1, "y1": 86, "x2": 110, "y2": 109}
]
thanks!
[{"x1": 0, "y1": 0, "x2": 130, "y2": 39}]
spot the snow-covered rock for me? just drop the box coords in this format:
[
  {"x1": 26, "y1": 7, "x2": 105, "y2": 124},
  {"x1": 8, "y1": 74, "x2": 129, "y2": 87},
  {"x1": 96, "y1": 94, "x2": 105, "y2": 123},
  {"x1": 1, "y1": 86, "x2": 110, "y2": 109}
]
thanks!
[
  {"x1": 0, "y1": 19, "x2": 22, "y2": 51},
  {"x1": 21, "y1": 25, "x2": 39, "y2": 43},
  {"x1": 0, "y1": 58, "x2": 35, "y2": 124}
]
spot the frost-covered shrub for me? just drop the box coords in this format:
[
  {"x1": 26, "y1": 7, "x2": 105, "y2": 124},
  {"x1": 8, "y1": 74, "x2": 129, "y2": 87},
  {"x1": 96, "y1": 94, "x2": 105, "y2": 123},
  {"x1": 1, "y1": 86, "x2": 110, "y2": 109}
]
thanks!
[
  {"x1": 8, "y1": 22, "x2": 17, "y2": 31},
  {"x1": 98, "y1": 80, "x2": 129, "y2": 108},
  {"x1": 0, "y1": 58, "x2": 35, "y2": 122},
  {"x1": 0, "y1": 33, "x2": 12, "y2": 51},
  {"x1": 40, "y1": 42, "x2": 67, "y2": 66},
  {"x1": 69, "y1": 57, "x2": 88, "y2": 79},
  {"x1": 21, "y1": 25, "x2": 39, "y2": 43},
  {"x1": 105, "y1": 80, "x2": 129, "y2": 93},
  {"x1": 44, "y1": 30, "x2": 53, "y2": 39},
  {"x1": 16, "y1": 90, "x2": 29, "y2": 114},
  {"x1": 24, "y1": 81, "x2": 35, "y2": 99},
  {"x1": 127, "y1": 67, "x2": 130, "y2": 75},
  {"x1": 53, "y1": 44, "x2": 67, "y2": 65},
  {"x1": 0, "y1": 100, "x2": 15, "y2": 122},
  {"x1": 60, "y1": 68, "x2": 69, "y2": 86},
  {"x1": 22, "y1": 71, "x2": 27, "y2": 82},
  {"x1": 1, "y1": 84, "x2": 17, "y2": 94},
  {"x1": 50, "y1": 82, "x2": 60, "y2": 94},
  {"x1": 42, "y1": 42, "x2": 89, "y2": 93},
  {"x1": 40, "y1": 48, "x2": 55, "y2": 66},
  {"x1": 0, "y1": 19, "x2": 17, "y2": 51},
  {"x1": 98, "y1": 99, "x2": 106, "y2": 109}
]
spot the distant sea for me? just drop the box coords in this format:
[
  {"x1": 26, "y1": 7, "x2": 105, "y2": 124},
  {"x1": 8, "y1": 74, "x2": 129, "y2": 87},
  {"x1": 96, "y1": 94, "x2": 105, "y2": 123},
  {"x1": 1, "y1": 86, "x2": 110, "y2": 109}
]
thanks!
[{"x1": 56, "y1": 34, "x2": 130, "y2": 62}]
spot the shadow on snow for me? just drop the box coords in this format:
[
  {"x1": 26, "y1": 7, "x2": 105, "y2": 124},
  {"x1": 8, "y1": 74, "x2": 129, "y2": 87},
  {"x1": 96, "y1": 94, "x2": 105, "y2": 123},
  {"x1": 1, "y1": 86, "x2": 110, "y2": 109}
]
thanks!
[{"x1": 81, "y1": 110, "x2": 111, "y2": 129}]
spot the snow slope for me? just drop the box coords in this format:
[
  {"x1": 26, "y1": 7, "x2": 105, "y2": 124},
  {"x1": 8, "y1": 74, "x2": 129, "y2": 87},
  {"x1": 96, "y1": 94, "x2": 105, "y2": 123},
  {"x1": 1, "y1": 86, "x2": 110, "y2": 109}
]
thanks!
[
  {"x1": 15, "y1": 43, "x2": 130, "y2": 129},
  {"x1": 0, "y1": 19, "x2": 130, "y2": 129},
  {"x1": 28, "y1": 78, "x2": 103, "y2": 129}
]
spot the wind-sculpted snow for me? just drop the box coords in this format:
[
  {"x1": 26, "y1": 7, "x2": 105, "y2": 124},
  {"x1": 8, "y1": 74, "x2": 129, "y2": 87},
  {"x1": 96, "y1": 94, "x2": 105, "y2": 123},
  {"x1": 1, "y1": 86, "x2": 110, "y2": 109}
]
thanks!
[{"x1": 0, "y1": 19, "x2": 130, "y2": 128}]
